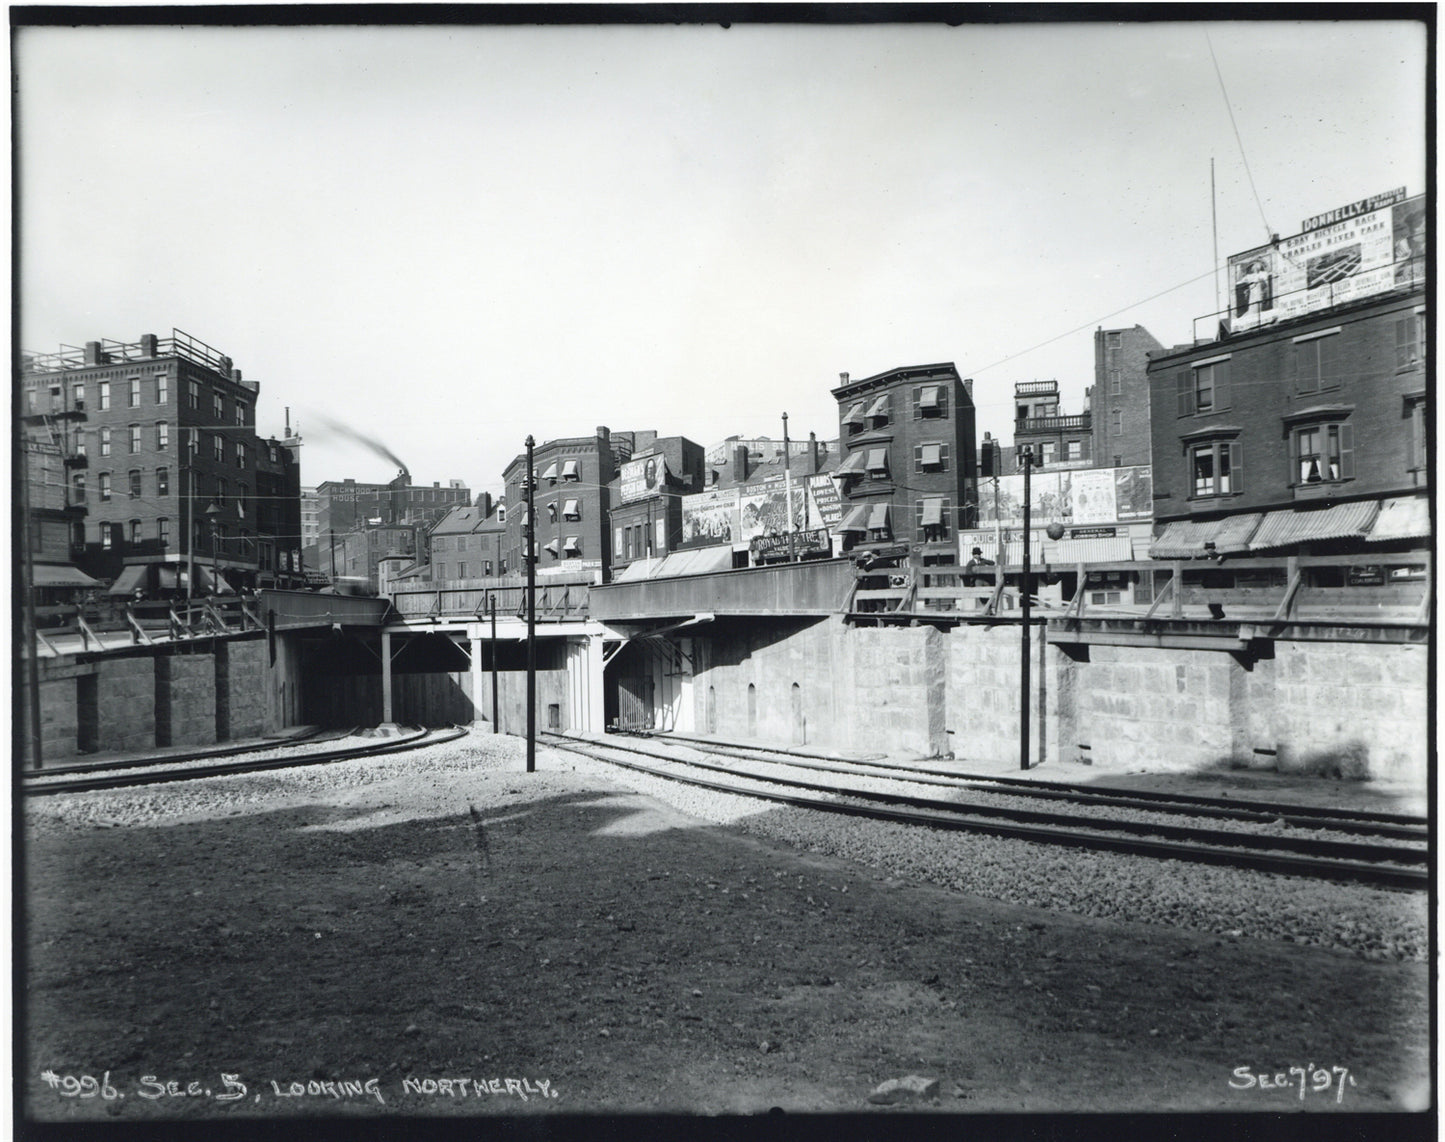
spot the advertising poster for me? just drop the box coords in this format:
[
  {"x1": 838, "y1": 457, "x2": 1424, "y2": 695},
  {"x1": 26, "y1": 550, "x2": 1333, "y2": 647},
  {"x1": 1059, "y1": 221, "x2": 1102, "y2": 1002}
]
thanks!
[
  {"x1": 806, "y1": 473, "x2": 844, "y2": 530},
  {"x1": 1113, "y1": 465, "x2": 1153, "y2": 520},
  {"x1": 739, "y1": 480, "x2": 807, "y2": 542},
  {"x1": 1228, "y1": 193, "x2": 1422, "y2": 330},
  {"x1": 977, "y1": 466, "x2": 1153, "y2": 528},
  {"x1": 1069, "y1": 469, "x2": 1117, "y2": 525},
  {"x1": 680, "y1": 487, "x2": 739, "y2": 545},
  {"x1": 620, "y1": 453, "x2": 669, "y2": 504}
]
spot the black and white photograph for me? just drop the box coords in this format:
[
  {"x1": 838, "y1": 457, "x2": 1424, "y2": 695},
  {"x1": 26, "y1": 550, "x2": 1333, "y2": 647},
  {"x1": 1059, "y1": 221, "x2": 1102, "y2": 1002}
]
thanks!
[{"x1": 13, "y1": 7, "x2": 1432, "y2": 1136}]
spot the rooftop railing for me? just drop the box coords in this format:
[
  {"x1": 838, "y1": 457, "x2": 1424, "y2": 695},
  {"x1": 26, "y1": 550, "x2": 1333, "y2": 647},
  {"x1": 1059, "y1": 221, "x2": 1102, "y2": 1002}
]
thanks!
[{"x1": 23, "y1": 328, "x2": 239, "y2": 377}]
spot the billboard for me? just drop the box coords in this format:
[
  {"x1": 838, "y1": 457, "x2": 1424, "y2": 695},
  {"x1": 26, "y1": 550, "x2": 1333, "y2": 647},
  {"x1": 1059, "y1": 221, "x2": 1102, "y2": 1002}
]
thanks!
[
  {"x1": 739, "y1": 479, "x2": 807, "y2": 543},
  {"x1": 1228, "y1": 192, "x2": 1423, "y2": 331},
  {"x1": 620, "y1": 453, "x2": 670, "y2": 504},
  {"x1": 977, "y1": 466, "x2": 1152, "y2": 530},
  {"x1": 806, "y1": 473, "x2": 844, "y2": 530},
  {"x1": 680, "y1": 487, "x2": 740, "y2": 546}
]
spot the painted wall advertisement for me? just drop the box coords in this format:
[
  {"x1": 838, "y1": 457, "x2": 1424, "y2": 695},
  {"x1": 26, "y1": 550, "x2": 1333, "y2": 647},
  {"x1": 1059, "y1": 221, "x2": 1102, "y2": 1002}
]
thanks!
[
  {"x1": 1228, "y1": 190, "x2": 1423, "y2": 331},
  {"x1": 976, "y1": 466, "x2": 1152, "y2": 530},
  {"x1": 680, "y1": 487, "x2": 740, "y2": 546},
  {"x1": 619, "y1": 453, "x2": 671, "y2": 504}
]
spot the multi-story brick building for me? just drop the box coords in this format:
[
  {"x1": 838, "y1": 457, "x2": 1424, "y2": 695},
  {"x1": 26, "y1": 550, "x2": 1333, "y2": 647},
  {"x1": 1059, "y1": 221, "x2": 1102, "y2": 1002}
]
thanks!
[
  {"x1": 426, "y1": 498, "x2": 508, "y2": 583},
  {"x1": 608, "y1": 435, "x2": 707, "y2": 574},
  {"x1": 313, "y1": 472, "x2": 471, "y2": 582},
  {"x1": 1006, "y1": 379, "x2": 1092, "y2": 473},
  {"x1": 503, "y1": 428, "x2": 620, "y2": 580},
  {"x1": 832, "y1": 363, "x2": 978, "y2": 564},
  {"x1": 1148, "y1": 284, "x2": 1427, "y2": 558},
  {"x1": 1092, "y1": 324, "x2": 1164, "y2": 469},
  {"x1": 20, "y1": 330, "x2": 304, "y2": 594}
]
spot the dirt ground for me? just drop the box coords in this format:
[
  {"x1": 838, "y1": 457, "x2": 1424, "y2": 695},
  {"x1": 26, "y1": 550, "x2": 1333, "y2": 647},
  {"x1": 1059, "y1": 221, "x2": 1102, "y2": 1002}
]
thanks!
[{"x1": 20, "y1": 745, "x2": 1432, "y2": 1128}]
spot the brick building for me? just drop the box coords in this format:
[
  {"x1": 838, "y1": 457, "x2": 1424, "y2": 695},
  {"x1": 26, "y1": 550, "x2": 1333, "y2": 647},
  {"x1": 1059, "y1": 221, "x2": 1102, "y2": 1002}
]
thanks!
[
  {"x1": 426, "y1": 499, "x2": 508, "y2": 582},
  {"x1": 314, "y1": 472, "x2": 470, "y2": 583},
  {"x1": 1147, "y1": 286, "x2": 1427, "y2": 557},
  {"x1": 1005, "y1": 379, "x2": 1092, "y2": 473},
  {"x1": 608, "y1": 435, "x2": 707, "y2": 574},
  {"x1": 1092, "y1": 324, "x2": 1164, "y2": 469},
  {"x1": 503, "y1": 428, "x2": 621, "y2": 580},
  {"x1": 20, "y1": 330, "x2": 304, "y2": 594},
  {"x1": 832, "y1": 363, "x2": 978, "y2": 564}
]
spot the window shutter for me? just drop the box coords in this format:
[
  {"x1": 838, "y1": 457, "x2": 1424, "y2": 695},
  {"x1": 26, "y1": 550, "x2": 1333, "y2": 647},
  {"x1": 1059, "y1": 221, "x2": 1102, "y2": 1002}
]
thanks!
[
  {"x1": 1320, "y1": 332, "x2": 1342, "y2": 390},
  {"x1": 1176, "y1": 370, "x2": 1193, "y2": 417},
  {"x1": 1338, "y1": 422, "x2": 1354, "y2": 480},
  {"x1": 913, "y1": 444, "x2": 922, "y2": 469},
  {"x1": 1295, "y1": 342, "x2": 1319, "y2": 394},
  {"x1": 1396, "y1": 317, "x2": 1415, "y2": 369},
  {"x1": 1228, "y1": 442, "x2": 1244, "y2": 494},
  {"x1": 1212, "y1": 361, "x2": 1231, "y2": 411}
]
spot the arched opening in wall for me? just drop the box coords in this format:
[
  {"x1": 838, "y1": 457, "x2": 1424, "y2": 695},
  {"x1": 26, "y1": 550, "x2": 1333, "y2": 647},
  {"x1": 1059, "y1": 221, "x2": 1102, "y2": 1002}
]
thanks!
[
  {"x1": 707, "y1": 686, "x2": 717, "y2": 734},
  {"x1": 791, "y1": 682, "x2": 805, "y2": 745},
  {"x1": 747, "y1": 683, "x2": 757, "y2": 738}
]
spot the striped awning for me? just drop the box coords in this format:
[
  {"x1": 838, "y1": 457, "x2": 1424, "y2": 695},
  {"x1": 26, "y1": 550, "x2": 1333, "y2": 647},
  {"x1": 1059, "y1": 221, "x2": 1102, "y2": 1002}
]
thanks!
[
  {"x1": 919, "y1": 385, "x2": 940, "y2": 411},
  {"x1": 1248, "y1": 501, "x2": 1379, "y2": 552},
  {"x1": 866, "y1": 448, "x2": 889, "y2": 475},
  {"x1": 1054, "y1": 536, "x2": 1135, "y2": 563},
  {"x1": 836, "y1": 504, "x2": 871, "y2": 533},
  {"x1": 1365, "y1": 496, "x2": 1429, "y2": 543},
  {"x1": 865, "y1": 394, "x2": 891, "y2": 419},
  {"x1": 1149, "y1": 514, "x2": 1263, "y2": 559},
  {"x1": 842, "y1": 401, "x2": 866, "y2": 426},
  {"x1": 867, "y1": 503, "x2": 891, "y2": 532},
  {"x1": 919, "y1": 443, "x2": 942, "y2": 468},
  {"x1": 836, "y1": 450, "x2": 867, "y2": 475},
  {"x1": 921, "y1": 498, "x2": 944, "y2": 526},
  {"x1": 35, "y1": 563, "x2": 102, "y2": 589}
]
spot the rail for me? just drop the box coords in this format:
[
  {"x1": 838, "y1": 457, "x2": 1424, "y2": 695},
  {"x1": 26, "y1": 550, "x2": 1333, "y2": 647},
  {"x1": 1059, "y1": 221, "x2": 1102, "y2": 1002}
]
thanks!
[{"x1": 391, "y1": 576, "x2": 594, "y2": 622}]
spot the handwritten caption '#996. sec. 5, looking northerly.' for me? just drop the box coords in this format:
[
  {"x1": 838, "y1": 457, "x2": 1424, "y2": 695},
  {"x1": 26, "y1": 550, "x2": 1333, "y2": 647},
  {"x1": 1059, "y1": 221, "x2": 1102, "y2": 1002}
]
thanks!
[{"x1": 38, "y1": 1071, "x2": 559, "y2": 1106}]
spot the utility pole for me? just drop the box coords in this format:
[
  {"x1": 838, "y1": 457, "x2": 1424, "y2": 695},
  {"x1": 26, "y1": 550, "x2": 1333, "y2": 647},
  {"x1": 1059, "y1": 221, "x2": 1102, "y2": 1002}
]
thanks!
[
  {"x1": 490, "y1": 592, "x2": 499, "y2": 735},
  {"x1": 18, "y1": 431, "x2": 42, "y2": 769},
  {"x1": 1020, "y1": 446, "x2": 1033, "y2": 771},
  {"x1": 525, "y1": 435, "x2": 536, "y2": 773},
  {"x1": 782, "y1": 412, "x2": 795, "y2": 563}
]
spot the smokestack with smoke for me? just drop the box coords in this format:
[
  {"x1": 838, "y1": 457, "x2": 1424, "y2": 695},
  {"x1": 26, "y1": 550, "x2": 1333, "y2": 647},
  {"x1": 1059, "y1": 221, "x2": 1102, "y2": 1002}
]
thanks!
[{"x1": 312, "y1": 415, "x2": 409, "y2": 479}]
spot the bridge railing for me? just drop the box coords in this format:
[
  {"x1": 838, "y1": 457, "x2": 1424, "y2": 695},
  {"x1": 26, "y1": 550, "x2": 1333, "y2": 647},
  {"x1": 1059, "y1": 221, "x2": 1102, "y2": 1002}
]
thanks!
[{"x1": 390, "y1": 575, "x2": 594, "y2": 621}]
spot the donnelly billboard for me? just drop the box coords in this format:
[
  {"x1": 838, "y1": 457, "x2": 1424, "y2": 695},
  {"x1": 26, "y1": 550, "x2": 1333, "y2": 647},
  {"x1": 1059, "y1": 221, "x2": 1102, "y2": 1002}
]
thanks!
[{"x1": 1228, "y1": 190, "x2": 1423, "y2": 331}]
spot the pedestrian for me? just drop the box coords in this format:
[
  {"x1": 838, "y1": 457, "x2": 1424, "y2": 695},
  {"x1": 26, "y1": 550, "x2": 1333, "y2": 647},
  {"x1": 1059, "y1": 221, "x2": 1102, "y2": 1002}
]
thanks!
[{"x1": 965, "y1": 546, "x2": 995, "y2": 586}]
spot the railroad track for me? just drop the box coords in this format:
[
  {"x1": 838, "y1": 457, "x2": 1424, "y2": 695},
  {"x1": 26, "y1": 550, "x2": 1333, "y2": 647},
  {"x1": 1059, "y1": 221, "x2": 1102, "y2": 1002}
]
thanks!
[
  {"x1": 21, "y1": 726, "x2": 470, "y2": 796},
  {"x1": 650, "y1": 732, "x2": 1429, "y2": 841},
  {"x1": 542, "y1": 732, "x2": 1428, "y2": 891}
]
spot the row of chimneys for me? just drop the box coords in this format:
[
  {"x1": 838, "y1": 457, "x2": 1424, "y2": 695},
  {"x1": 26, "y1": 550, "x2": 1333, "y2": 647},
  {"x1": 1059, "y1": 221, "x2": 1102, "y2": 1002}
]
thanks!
[{"x1": 718, "y1": 431, "x2": 829, "y2": 484}]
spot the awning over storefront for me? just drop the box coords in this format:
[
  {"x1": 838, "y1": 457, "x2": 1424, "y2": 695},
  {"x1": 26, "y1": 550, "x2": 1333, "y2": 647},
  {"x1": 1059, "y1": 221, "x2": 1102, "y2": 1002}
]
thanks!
[
  {"x1": 157, "y1": 565, "x2": 180, "y2": 589},
  {"x1": 1248, "y1": 500, "x2": 1379, "y2": 552},
  {"x1": 1149, "y1": 514, "x2": 1263, "y2": 559},
  {"x1": 106, "y1": 564, "x2": 149, "y2": 595},
  {"x1": 836, "y1": 450, "x2": 867, "y2": 476},
  {"x1": 921, "y1": 498, "x2": 944, "y2": 526},
  {"x1": 865, "y1": 448, "x2": 889, "y2": 475},
  {"x1": 867, "y1": 503, "x2": 891, "y2": 532},
  {"x1": 865, "y1": 395, "x2": 891, "y2": 419},
  {"x1": 836, "y1": 505, "x2": 871, "y2": 533},
  {"x1": 653, "y1": 546, "x2": 734, "y2": 578},
  {"x1": 195, "y1": 565, "x2": 233, "y2": 594},
  {"x1": 842, "y1": 401, "x2": 866, "y2": 427},
  {"x1": 1054, "y1": 536, "x2": 1135, "y2": 563},
  {"x1": 1365, "y1": 495, "x2": 1429, "y2": 543},
  {"x1": 613, "y1": 556, "x2": 664, "y2": 582},
  {"x1": 35, "y1": 563, "x2": 102, "y2": 589}
]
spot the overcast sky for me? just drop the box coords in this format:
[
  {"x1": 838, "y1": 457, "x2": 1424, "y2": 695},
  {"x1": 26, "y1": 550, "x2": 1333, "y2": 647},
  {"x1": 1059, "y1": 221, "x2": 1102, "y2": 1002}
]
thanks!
[{"x1": 15, "y1": 16, "x2": 1427, "y2": 499}]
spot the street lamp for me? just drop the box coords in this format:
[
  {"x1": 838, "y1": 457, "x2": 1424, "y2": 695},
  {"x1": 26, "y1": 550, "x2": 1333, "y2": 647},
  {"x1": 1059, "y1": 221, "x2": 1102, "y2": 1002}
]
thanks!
[{"x1": 204, "y1": 500, "x2": 224, "y2": 597}]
